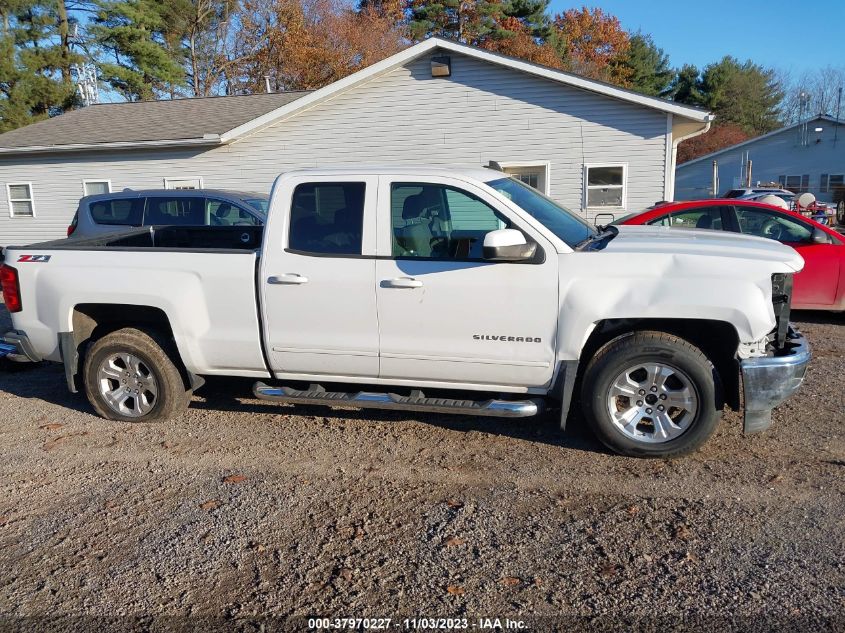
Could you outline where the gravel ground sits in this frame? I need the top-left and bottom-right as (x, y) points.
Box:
(0, 304), (843, 632)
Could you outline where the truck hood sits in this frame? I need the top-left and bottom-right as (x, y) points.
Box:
(603, 225), (805, 272)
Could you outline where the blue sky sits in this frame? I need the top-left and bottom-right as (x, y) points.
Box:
(547, 0), (845, 75)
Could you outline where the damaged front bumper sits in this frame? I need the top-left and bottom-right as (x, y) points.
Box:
(0, 330), (41, 363)
(740, 326), (810, 434)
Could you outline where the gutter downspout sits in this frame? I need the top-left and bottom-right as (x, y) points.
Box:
(669, 115), (714, 201)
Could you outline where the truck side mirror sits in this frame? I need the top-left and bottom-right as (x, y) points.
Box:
(811, 227), (832, 244)
(483, 229), (537, 262)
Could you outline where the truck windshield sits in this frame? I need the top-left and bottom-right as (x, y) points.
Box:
(485, 177), (596, 247)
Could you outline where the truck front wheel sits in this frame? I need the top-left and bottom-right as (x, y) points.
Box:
(581, 331), (720, 457)
(83, 327), (190, 422)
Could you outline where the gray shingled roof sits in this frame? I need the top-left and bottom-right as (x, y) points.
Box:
(0, 92), (311, 150)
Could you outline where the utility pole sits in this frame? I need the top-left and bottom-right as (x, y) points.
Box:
(69, 20), (100, 106)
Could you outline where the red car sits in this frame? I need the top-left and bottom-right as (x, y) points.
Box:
(617, 199), (845, 311)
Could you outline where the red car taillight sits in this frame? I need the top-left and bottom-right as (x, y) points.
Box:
(67, 212), (78, 237)
(0, 264), (22, 313)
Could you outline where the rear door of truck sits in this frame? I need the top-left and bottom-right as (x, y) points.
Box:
(259, 175), (380, 378)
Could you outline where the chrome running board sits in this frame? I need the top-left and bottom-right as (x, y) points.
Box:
(252, 382), (542, 418)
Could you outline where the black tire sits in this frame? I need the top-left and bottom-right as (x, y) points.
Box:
(581, 331), (720, 458)
(83, 327), (190, 422)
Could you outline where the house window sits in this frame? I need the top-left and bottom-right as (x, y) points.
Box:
(499, 163), (550, 195)
(821, 174), (844, 194)
(585, 164), (626, 208)
(6, 183), (35, 218)
(164, 177), (203, 190)
(83, 180), (111, 196)
(779, 174), (810, 194)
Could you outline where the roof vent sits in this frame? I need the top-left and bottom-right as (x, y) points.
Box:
(431, 56), (451, 78)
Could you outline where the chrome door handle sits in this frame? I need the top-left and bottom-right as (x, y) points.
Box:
(268, 273), (309, 285)
(383, 277), (423, 289)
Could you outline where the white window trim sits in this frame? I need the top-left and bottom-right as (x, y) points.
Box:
(82, 179), (112, 196)
(495, 161), (551, 195)
(6, 182), (35, 218)
(164, 177), (204, 190)
(583, 163), (628, 210)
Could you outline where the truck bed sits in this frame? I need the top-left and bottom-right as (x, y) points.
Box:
(16, 225), (264, 252)
(3, 226), (268, 377)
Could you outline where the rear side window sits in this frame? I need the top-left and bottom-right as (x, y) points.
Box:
(89, 198), (143, 226)
(288, 182), (365, 255)
(144, 197), (206, 226)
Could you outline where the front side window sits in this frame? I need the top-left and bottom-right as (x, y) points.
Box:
(391, 183), (508, 259)
(735, 206), (813, 243)
(288, 182), (365, 255)
(585, 165), (625, 208)
(144, 197), (206, 225)
(7, 183), (34, 217)
(650, 206), (726, 230)
(208, 200), (260, 226)
(90, 198), (143, 226)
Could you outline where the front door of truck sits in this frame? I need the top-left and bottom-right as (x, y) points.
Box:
(260, 176), (380, 378)
(374, 177), (559, 389)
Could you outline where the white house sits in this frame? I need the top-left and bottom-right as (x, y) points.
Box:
(0, 37), (713, 246)
(675, 115), (845, 203)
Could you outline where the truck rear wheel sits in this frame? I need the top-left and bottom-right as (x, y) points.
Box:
(83, 327), (190, 422)
(581, 331), (720, 457)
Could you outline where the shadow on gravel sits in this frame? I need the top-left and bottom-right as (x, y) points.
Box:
(0, 358), (605, 454)
(192, 376), (608, 455)
(792, 310), (845, 325)
(0, 362), (98, 415)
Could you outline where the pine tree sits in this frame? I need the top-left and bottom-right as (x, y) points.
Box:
(668, 64), (703, 105)
(91, 0), (188, 100)
(0, 0), (80, 133)
(698, 56), (783, 134)
(621, 33), (673, 97)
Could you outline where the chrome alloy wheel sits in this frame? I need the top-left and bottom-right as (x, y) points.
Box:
(606, 362), (698, 443)
(96, 353), (158, 418)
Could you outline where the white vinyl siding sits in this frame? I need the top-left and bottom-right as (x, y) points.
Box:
(0, 51), (669, 244)
(675, 116), (845, 203)
(6, 183), (35, 218)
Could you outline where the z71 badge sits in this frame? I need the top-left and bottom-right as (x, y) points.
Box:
(17, 255), (51, 263)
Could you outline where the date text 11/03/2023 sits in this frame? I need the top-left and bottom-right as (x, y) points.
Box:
(307, 617), (529, 630)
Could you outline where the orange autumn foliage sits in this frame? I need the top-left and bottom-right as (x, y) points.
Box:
(677, 123), (751, 163)
(553, 6), (631, 85)
(480, 16), (564, 69)
(235, 0), (406, 92)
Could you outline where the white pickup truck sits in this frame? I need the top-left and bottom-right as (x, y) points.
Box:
(0, 166), (811, 457)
